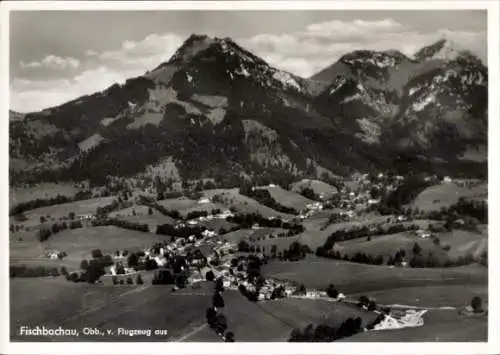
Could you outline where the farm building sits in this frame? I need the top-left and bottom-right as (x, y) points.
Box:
(415, 229), (432, 239)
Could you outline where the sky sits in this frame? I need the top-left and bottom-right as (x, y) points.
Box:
(10, 10), (487, 113)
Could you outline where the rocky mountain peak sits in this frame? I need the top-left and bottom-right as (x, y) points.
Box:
(413, 38), (477, 62)
(340, 49), (410, 68)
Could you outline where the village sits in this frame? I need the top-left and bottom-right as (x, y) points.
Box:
(49, 170), (458, 288)
(9, 168), (487, 343)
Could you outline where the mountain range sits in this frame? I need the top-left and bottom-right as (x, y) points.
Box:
(9, 35), (488, 187)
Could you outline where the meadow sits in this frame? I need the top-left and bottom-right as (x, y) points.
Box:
(10, 226), (168, 271)
(350, 284), (488, 308)
(10, 182), (82, 207)
(201, 188), (293, 219)
(11, 278), (212, 342)
(409, 182), (487, 212)
(10, 196), (116, 228)
(259, 185), (314, 210)
(262, 257), (488, 294)
(290, 179), (338, 199)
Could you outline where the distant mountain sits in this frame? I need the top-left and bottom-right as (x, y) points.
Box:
(9, 37), (487, 186)
(310, 39), (487, 161)
(413, 38), (477, 62)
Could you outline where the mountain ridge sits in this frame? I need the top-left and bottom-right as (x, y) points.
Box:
(10, 36), (488, 186)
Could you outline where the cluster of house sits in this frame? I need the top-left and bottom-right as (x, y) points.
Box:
(77, 214), (95, 221)
(186, 208), (235, 226)
(103, 225), (229, 281)
(299, 202), (324, 220)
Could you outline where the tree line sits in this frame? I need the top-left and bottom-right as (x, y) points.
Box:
(322, 223), (418, 250)
(227, 212), (304, 232)
(38, 219), (83, 242)
(10, 190), (92, 216)
(10, 265), (61, 278)
(92, 217), (149, 233)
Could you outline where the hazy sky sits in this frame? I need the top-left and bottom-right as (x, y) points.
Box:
(10, 10), (487, 112)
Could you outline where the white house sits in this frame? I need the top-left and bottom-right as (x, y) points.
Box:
(305, 289), (322, 298)
(416, 230), (431, 239)
(47, 251), (60, 260)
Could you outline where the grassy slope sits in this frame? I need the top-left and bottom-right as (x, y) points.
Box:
(10, 196), (116, 228)
(10, 183), (82, 207)
(258, 297), (378, 330)
(334, 227), (487, 261)
(296, 214), (393, 249)
(201, 189), (293, 219)
(290, 179), (338, 199)
(262, 257), (487, 293)
(11, 278), (212, 341)
(409, 182), (487, 212)
(11, 226), (167, 271)
(259, 185), (314, 210)
(110, 206), (177, 230)
(350, 284), (488, 308)
(185, 291), (378, 342)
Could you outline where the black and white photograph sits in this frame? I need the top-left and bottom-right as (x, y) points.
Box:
(2, 0), (498, 352)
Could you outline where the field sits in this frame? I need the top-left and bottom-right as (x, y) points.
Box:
(221, 227), (298, 253)
(10, 196), (116, 228)
(10, 182), (82, 207)
(10, 278), (212, 342)
(157, 197), (199, 212)
(258, 185), (314, 210)
(201, 188), (292, 219)
(258, 297), (378, 330)
(409, 181), (487, 212)
(350, 284), (488, 308)
(10, 226), (168, 271)
(290, 179), (338, 199)
(341, 309), (487, 342)
(184, 290), (377, 342)
(262, 257), (487, 294)
(333, 227), (487, 262)
(252, 235), (301, 253)
(110, 207), (177, 231)
(297, 214), (393, 249)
